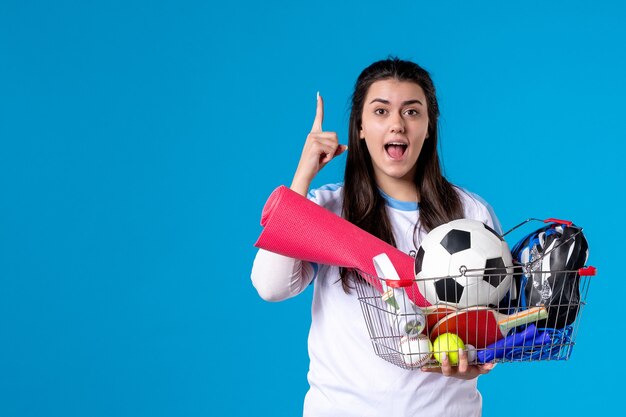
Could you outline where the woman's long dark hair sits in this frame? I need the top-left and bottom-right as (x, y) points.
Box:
(340, 57), (464, 291)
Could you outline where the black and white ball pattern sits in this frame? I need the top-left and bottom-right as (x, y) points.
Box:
(414, 219), (514, 308)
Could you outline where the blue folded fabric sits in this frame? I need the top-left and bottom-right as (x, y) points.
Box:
(477, 324), (553, 363)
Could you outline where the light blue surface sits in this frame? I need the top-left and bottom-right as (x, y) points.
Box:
(1, 1), (623, 416)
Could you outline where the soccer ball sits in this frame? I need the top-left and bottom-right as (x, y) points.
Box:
(414, 219), (514, 308)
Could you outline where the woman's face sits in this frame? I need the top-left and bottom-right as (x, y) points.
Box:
(359, 79), (429, 191)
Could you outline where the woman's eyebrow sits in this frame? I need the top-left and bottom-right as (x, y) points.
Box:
(369, 98), (424, 106)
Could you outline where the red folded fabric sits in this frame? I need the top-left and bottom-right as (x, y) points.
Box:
(254, 185), (430, 307)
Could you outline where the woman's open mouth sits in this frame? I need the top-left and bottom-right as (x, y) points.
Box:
(384, 143), (408, 160)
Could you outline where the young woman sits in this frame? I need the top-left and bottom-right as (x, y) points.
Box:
(251, 58), (499, 416)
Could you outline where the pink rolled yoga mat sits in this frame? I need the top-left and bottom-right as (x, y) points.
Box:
(254, 185), (430, 307)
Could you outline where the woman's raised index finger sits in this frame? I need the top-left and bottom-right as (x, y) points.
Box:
(311, 91), (324, 132)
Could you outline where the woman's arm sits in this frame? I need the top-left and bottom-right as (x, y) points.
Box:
(291, 93), (346, 196)
(251, 93), (344, 301)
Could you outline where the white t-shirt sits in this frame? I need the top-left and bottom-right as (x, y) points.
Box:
(251, 183), (503, 417)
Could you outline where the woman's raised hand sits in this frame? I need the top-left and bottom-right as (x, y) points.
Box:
(290, 93), (348, 196)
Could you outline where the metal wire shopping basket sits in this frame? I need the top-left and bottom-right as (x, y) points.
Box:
(354, 218), (597, 370)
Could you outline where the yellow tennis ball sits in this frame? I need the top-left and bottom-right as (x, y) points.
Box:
(433, 333), (465, 365)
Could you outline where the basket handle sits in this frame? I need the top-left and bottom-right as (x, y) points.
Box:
(503, 217), (576, 237)
(579, 266), (597, 276)
(544, 218), (573, 227)
(385, 279), (415, 288)
(373, 253), (416, 289)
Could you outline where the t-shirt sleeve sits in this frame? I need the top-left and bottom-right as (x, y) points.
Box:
(250, 248), (315, 302)
(459, 188), (504, 235)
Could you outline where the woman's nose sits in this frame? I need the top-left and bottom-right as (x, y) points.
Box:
(389, 114), (405, 133)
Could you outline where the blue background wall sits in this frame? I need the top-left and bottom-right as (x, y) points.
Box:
(1, 1), (623, 415)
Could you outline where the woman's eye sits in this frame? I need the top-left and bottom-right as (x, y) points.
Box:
(405, 109), (419, 116)
(375, 108), (387, 115)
